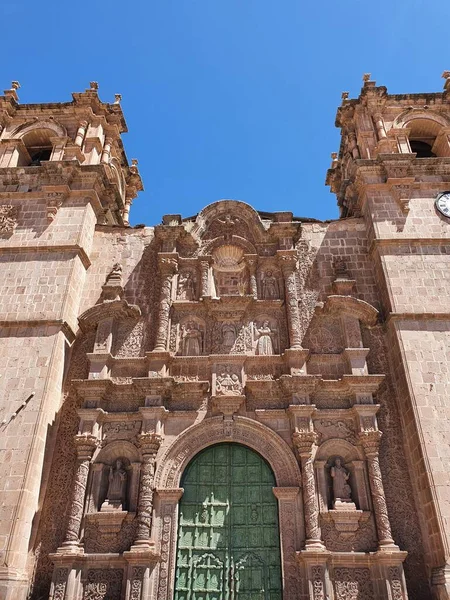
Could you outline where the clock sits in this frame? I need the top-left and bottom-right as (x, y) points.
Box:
(435, 192), (450, 217)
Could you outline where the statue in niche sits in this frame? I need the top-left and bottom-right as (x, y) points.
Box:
(181, 321), (202, 356)
(177, 271), (196, 301)
(222, 323), (236, 349)
(104, 459), (128, 510)
(255, 320), (275, 355)
(331, 458), (352, 503)
(261, 270), (279, 299)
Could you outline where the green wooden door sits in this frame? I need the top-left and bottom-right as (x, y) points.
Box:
(174, 443), (282, 600)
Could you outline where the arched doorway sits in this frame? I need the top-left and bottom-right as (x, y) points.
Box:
(174, 443), (282, 600)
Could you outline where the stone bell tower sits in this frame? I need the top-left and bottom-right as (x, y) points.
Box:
(0, 81), (142, 599)
(327, 72), (450, 599)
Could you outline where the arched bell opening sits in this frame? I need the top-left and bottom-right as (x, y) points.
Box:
(173, 443), (283, 600)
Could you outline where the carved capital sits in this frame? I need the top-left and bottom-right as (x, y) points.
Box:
(73, 433), (99, 459)
(359, 430), (382, 456)
(158, 255), (178, 274)
(293, 431), (318, 457)
(137, 432), (163, 456)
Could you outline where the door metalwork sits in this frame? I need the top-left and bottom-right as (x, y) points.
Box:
(174, 443), (282, 600)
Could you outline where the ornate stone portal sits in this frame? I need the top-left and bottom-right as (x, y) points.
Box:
(8, 78), (447, 600)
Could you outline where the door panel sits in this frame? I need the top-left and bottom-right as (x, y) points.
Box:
(174, 444), (282, 600)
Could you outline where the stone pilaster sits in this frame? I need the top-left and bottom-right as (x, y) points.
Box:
(359, 430), (396, 548)
(199, 257), (211, 297)
(293, 432), (324, 549)
(278, 251), (302, 349)
(154, 255), (178, 352)
(60, 434), (98, 552)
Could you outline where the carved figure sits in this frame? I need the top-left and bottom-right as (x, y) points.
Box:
(106, 459), (128, 507)
(106, 262), (122, 283)
(177, 272), (196, 300)
(216, 367), (242, 396)
(261, 270), (279, 299)
(255, 320), (274, 355)
(222, 323), (236, 348)
(181, 321), (202, 356)
(331, 458), (352, 502)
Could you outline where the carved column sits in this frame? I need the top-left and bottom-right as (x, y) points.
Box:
(373, 113), (387, 140)
(123, 196), (133, 226)
(62, 434), (98, 550)
(154, 255), (178, 352)
(133, 433), (162, 547)
(199, 258), (211, 297)
(101, 136), (113, 164)
(293, 432), (323, 549)
(74, 120), (88, 147)
(359, 431), (395, 547)
(278, 251), (302, 349)
(245, 254), (258, 298)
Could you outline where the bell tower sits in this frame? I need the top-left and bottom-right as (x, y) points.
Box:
(0, 81), (142, 600)
(327, 73), (450, 599)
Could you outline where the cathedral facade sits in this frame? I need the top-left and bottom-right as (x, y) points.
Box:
(0, 74), (449, 600)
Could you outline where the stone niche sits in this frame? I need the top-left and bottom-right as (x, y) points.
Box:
(315, 438), (373, 545)
(84, 440), (141, 543)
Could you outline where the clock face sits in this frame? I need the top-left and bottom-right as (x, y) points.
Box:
(436, 192), (450, 217)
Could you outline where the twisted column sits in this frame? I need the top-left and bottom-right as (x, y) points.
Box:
(154, 256), (177, 351)
(279, 252), (302, 349)
(293, 432), (323, 548)
(134, 433), (162, 546)
(360, 431), (395, 547)
(199, 259), (211, 297)
(62, 434), (97, 549)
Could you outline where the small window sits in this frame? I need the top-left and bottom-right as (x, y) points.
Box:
(410, 139), (436, 158)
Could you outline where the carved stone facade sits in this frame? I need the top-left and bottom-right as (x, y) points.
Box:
(1, 76), (450, 600)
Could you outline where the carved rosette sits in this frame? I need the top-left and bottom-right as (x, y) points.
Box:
(64, 434), (98, 546)
(278, 252), (302, 349)
(293, 432), (322, 546)
(134, 433), (163, 544)
(359, 431), (394, 546)
(154, 256), (178, 351)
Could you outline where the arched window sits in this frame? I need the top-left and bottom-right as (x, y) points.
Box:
(21, 129), (54, 166)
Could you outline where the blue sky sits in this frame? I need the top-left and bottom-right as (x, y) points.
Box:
(2, 0), (450, 225)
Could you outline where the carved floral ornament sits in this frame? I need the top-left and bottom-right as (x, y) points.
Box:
(0, 204), (18, 234)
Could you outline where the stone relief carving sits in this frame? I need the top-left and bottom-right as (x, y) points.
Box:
(83, 569), (123, 600)
(177, 271), (196, 300)
(130, 567), (145, 600)
(261, 270), (279, 299)
(312, 566), (325, 600)
(53, 568), (68, 600)
(333, 567), (374, 600)
(102, 421), (140, 442)
(0, 204), (18, 234)
(222, 322), (236, 349)
(314, 419), (357, 444)
(114, 319), (144, 357)
(216, 366), (242, 396)
(180, 321), (203, 356)
(254, 320), (276, 355)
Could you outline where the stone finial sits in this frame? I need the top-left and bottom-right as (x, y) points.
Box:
(11, 81), (20, 91)
(130, 158), (139, 175)
(4, 81), (20, 101)
(101, 263), (123, 301)
(442, 71), (450, 91)
(362, 73), (371, 82)
(341, 91), (349, 101)
(114, 93), (122, 104)
(331, 152), (338, 168)
(132, 158), (138, 167)
(90, 81), (99, 91)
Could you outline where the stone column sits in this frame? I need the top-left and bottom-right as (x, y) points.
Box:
(74, 120), (88, 147)
(348, 130), (360, 159)
(359, 431), (395, 548)
(278, 252), (302, 349)
(373, 113), (387, 140)
(123, 196), (133, 226)
(293, 432), (323, 549)
(100, 136), (113, 164)
(154, 255), (178, 352)
(199, 258), (211, 297)
(61, 434), (98, 551)
(133, 433), (162, 547)
(245, 254), (258, 298)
